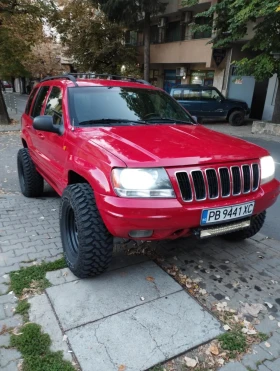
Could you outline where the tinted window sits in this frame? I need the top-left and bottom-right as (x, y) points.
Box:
(201, 89), (221, 100)
(25, 87), (38, 115)
(45, 87), (63, 125)
(68, 87), (193, 126)
(182, 89), (201, 101)
(31, 86), (49, 118)
(172, 89), (182, 99)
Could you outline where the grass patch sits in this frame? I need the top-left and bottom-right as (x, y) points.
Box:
(218, 330), (247, 358)
(257, 332), (269, 342)
(10, 258), (67, 296)
(149, 366), (165, 371)
(15, 300), (30, 322)
(10, 323), (75, 371)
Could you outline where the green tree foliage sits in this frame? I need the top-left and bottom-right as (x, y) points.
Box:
(53, 0), (138, 75)
(183, 0), (280, 80)
(0, 1), (56, 124)
(94, 0), (167, 81)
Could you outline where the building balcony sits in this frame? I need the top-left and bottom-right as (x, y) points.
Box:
(138, 37), (213, 67)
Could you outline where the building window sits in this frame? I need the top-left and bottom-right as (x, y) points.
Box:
(193, 17), (212, 39)
(166, 21), (181, 42)
(191, 71), (214, 86)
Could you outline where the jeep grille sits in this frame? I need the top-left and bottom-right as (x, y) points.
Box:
(176, 163), (260, 201)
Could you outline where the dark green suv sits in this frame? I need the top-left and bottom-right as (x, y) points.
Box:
(170, 84), (250, 126)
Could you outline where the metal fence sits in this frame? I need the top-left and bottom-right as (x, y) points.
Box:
(2, 92), (17, 114)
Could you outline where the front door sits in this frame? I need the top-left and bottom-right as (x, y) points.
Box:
(38, 86), (67, 191)
(200, 88), (227, 119)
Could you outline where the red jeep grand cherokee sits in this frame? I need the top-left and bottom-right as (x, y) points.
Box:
(18, 74), (280, 278)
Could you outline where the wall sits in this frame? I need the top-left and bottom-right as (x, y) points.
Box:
(262, 74), (278, 121)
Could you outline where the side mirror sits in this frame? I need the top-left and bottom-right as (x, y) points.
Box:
(192, 116), (198, 123)
(33, 115), (63, 135)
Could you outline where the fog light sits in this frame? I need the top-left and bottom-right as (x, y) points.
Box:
(129, 230), (153, 238)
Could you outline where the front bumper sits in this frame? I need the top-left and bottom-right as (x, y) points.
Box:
(96, 179), (280, 240)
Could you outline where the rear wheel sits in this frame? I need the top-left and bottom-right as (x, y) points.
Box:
(17, 148), (44, 197)
(228, 110), (245, 126)
(60, 183), (113, 278)
(222, 211), (266, 242)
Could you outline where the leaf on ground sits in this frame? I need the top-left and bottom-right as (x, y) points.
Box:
(118, 365), (126, 371)
(184, 356), (198, 367)
(146, 276), (155, 282)
(265, 342), (271, 348)
(209, 344), (219, 355)
(223, 325), (231, 331)
(269, 315), (275, 321)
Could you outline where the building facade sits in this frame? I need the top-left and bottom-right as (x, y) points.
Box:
(128, 0), (274, 120)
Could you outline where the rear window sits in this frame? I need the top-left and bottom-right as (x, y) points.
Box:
(172, 89), (182, 99)
(182, 89), (201, 101)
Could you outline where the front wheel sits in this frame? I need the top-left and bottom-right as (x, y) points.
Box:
(60, 183), (113, 278)
(228, 110), (245, 126)
(222, 211), (266, 242)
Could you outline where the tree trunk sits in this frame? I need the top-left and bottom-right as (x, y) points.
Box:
(11, 77), (16, 93)
(0, 82), (10, 125)
(143, 12), (151, 82)
(272, 80), (280, 123)
(21, 77), (27, 94)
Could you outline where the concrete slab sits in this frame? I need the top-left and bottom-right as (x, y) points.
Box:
(46, 254), (149, 286)
(28, 294), (72, 362)
(67, 291), (222, 371)
(47, 261), (182, 331)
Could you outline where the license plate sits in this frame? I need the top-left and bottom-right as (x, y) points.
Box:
(201, 202), (255, 225)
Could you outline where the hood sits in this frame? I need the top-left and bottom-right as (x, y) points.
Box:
(225, 98), (248, 106)
(79, 125), (268, 167)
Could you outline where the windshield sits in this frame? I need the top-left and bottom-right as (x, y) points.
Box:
(68, 87), (194, 126)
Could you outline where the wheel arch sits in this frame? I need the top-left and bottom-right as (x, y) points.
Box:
(227, 107), (245, 120)
(22, 138), (28, 148)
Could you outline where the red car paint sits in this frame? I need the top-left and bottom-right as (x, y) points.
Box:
(21, 79), (280, 240)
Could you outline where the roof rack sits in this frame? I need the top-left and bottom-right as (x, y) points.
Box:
(40, 73), (151, 86)
(40, 75), (79, 87)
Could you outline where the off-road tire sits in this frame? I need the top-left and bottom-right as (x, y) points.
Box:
(222, 211), (266, 242)
(228, 110), (245, 126)
(60, 183), (113, 278)
(17, 148), (44, 197)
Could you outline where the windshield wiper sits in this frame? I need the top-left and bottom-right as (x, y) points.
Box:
(78, 119), (148, 126)
(145, 118), (193, 125)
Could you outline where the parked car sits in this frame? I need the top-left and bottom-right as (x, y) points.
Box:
(1, 81), (12, 90)
(18, 74), (280, 278)
(170, 84), (250, 126)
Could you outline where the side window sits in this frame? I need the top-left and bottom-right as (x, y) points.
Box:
(31, 86), (50, 118)
(182, 89), (201, 101)
(172, 89), (182, 100)
(25, 87), (38, 115)
(44, 87), (63, 125)
(201, 89), (220, 100)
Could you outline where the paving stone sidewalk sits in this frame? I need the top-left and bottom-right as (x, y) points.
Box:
(1, 194), (280, 370)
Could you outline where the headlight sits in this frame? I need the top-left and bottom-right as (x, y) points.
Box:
(111, 168), (175, 198)
(260, 156), (275, 185)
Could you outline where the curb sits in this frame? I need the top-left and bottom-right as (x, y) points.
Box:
(252, 121), (280, 136)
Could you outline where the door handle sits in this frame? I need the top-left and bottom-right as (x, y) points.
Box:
(38, 133), (45, 140)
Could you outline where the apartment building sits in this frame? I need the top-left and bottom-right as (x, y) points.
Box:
(127, 0), (272, 120)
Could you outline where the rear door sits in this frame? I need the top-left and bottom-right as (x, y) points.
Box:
(180, 88), (202, 117)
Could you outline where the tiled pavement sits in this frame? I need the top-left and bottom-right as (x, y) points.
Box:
(1, 194), (280, 370)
